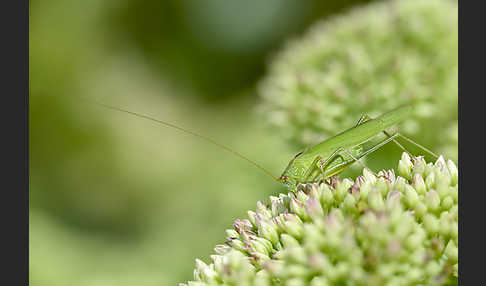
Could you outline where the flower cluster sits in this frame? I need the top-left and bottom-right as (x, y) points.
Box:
(180, 153), (458, 285)
(257, 0), (458, 162)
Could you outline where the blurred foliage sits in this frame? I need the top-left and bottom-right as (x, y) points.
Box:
(105, 0), (373, 101)
(30, 0), (457, 285)
(258, 0), (458, 174)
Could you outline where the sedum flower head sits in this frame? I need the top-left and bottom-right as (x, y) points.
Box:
(257, 0), (458, 162)
(180, 153), (458, 285)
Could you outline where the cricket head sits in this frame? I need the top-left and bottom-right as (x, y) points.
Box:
(277, 174), (296, 190)
(277, 150), (307, 190)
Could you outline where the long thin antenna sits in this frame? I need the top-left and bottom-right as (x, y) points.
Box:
(84, 98), (279, 181)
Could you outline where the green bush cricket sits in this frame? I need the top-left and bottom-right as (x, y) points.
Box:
(92, 101), (437, 191)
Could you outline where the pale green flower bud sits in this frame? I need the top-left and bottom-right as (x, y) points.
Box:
(359, 180), (372, 201)
(262, 260), (285, 276)
(368, 189), (385, 211)
(405, 267), (423, 283)
(412, 156), (426, 177)
(425, 260), (442, 278)
(425, 171), (436, 190)
(210, 254), (224, 274)
(439, 211), (453, 237)
(450, 186), (458, 203)
(308, 253), (331, 272)
(282, 214), (304, 239)
(194, 259), (218, 283)
(320, 184), (334, 209)
(375, 177), (391, 197)
(310, 188), (323, 205)
(248, 237), (271, 257)
(404, 185), (419, 209)
(441, 196), (454, 211)
(247, 211), (257, 227)
(335, 178), (353, 201)
(280, 233), (299, 249)
(254, 270), (270, 286)
(295, 189), (308, 202)
(256, 201), (272, 218)
(424, 163), (435, 182)
(256, 217), (279, 246)
(228, 239), (246, 253)
(423, 214), (440, 235)
(362, 167), (377, 185)
(405, 230), (426, 251)
(444, 240), (458, 263)
(214, 245), (231, 255)
(225, 229), (239, 239)
(447, 159), (458, 186)
(386, 190), (402, 210)
(414, 202), (427, 220)
(286, 246), (307, 264)
(425, 190), (441, 213)
(391, 177), (408, 194)
(343, 193), (357, 213)
(398, 152), (413, 180)
(451, 221), (458, 242)
(412, 173), (427, 195)
(270, 196), (286, 217)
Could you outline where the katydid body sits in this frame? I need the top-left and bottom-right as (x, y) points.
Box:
(90, 99), (437, 191)
(277, 105), (437, 189)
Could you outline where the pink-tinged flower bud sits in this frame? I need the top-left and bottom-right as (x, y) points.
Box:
(256, 201), (272, 218)
(290, 197), (308, 221)
(306, 197), (324, 219)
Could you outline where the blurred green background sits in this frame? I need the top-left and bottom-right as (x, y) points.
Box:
(29, 0), (457, 285)
(29, 1), (370, 285)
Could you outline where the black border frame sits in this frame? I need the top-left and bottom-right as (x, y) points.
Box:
(2, 0), (29, 284)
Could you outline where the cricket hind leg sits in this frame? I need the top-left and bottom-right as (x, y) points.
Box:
(395, 132), (439, 160)
(356, 113), (414, 157)
(357, 113), (438, 159)
(342, 133), (403, 178)
(355, 114), (373, 126)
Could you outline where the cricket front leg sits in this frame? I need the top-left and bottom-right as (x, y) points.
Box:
(302, 149), (347, 183)
(302, 147), (365, 182)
